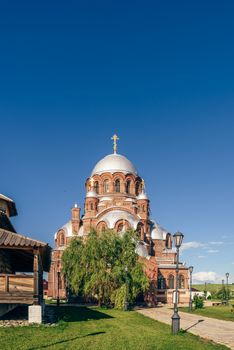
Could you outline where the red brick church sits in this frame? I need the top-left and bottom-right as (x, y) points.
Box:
(48, 136), (190, 304)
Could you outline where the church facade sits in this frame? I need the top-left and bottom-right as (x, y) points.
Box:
(48, 136), (190, 304)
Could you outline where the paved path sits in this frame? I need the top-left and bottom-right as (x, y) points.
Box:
(137, 307), (234, 349)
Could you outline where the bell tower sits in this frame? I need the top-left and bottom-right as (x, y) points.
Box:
(71, 203), (81, 235)
(83, 177), (99, 234)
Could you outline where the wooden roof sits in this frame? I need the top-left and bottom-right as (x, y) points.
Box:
(0, 229), (48, 248)
(0, 229), (51, 272)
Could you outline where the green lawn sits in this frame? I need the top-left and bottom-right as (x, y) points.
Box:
(180, 305), (234, 322)
(0, 306), (228, 350)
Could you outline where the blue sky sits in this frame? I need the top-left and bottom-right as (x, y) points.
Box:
(0, 1), (234, 283)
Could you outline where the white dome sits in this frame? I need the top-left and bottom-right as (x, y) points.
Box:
(97, 210), (140, 229)
(137, 192), (149, 200)
(86, 190), (98, 198)
(91, 153), (137, 176)
(151, 222), (168, 240)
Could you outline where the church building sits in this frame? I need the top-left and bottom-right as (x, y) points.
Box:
(48, 136), (190, 304)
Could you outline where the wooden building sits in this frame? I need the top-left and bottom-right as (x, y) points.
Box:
(0, 194), (51, 317)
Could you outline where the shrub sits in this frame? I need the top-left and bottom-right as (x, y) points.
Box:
(111, 285), (127, 310)
(193, 295), (204, 309)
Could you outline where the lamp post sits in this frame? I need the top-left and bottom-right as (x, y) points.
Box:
(57, 271), (60, 307)
(222, 279), (225, 302)
(226, 272), (229, 304)
(171, 231), (184, 334)
(124, 266), (129, 311)
(188, 266), (193, 311)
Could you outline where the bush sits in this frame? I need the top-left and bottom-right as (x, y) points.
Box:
(111, 285), (127, 310)
(207, 295), (212, 300)
(193, 295), (204, 309)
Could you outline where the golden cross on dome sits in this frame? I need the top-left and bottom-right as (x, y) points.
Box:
(111, 134), (119, 154)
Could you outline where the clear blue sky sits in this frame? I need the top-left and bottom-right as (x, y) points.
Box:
(1, 1), (234, 283)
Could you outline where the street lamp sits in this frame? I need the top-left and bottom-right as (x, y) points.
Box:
(226, 272), (229, 304)
(188, 266), (193, 311)
(171, 231), (184, 334)
(222, 279), (225, 302)
(124, 266), (129, 311)
(57, 271), (60, 307)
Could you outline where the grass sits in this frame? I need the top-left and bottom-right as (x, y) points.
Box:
(180, 305), (234, 322)
(0, 306), (228, 350)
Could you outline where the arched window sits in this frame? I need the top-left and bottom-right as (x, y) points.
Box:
(137, 222), (144, 237)
(97, 221), (106, 232)
(166, 234), (172, 249)
(103, 180), (109, 193)
(135, 182), (140, 196)
(179, 275), (185, 289)
(168, 274), (174, 289)
(90, 203), (93, 210)
(60, 233), (65, 246)
(158, 276), (165, 289)
(117, 223), (124, 232)
(126, 180), (131, 194)
(142, 205), (145, 212)
(94, 181), (99, 194)
(115, 179), (120, 193)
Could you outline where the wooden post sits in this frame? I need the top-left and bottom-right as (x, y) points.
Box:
(5, 275), (9, 293)
(33, 249), (39, 305)
(38, 255), (43, 305)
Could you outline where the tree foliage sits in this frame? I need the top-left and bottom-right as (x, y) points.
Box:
(62, 229), (149, 308)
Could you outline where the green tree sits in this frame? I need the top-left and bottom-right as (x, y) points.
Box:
(216, 285), (226, 301)
(62, 229), (149, 308)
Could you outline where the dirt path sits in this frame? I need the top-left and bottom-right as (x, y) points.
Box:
(137, 307), (234, 349)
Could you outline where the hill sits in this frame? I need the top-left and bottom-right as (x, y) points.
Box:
(193, 284), (234, 294)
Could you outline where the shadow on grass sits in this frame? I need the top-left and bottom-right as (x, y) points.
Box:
(57, 306), (114, 322)
(28, 331), (106, 350)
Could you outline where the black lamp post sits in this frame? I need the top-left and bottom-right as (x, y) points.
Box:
(124, 266), (129, 311)
(188, 266), (193, 311)
(226, 272), (229, 304)
(171, 231), (184, 334)
(57, 271), (60, 307)
(222, 279), (225, 302)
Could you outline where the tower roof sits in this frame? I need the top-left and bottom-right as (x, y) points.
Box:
(91, 153), (138, 176)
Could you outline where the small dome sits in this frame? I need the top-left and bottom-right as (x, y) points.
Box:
(54, 220), (72, 239)
(86, 190), (98, 198)
(91, 153), (137, 176)
(151, 222), (168, 240)
(137, 192), (149, 200)
(136, 242), (150, 259)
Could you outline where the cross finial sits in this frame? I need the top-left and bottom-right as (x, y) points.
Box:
(111, 134), (119, 154)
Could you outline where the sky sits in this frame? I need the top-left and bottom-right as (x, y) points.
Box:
(0, 1), (234, 284)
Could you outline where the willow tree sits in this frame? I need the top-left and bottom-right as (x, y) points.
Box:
(62, 229), (148, 308)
